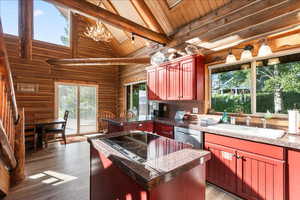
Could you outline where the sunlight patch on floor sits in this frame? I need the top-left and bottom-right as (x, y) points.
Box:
(28, 170), (78, 186)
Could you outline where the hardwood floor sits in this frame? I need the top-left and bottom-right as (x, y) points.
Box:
(4, 142), (242, 200)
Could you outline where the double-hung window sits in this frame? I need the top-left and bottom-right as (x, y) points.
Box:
(210, 52), (300, 115)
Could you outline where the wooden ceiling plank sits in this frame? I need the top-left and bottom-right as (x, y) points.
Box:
(47, 57), (150, 66)
(196, 0), (300, 43)
(170, 0), (295, 46)
(130, 0), (165, 34)
(46, 0), (169, 44)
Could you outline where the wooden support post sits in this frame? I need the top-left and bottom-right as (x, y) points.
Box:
(0, 162), (9, 197)
(70, 12), (79, 58)
(19, 0), (33, 60)
(11, 108), (25, 185)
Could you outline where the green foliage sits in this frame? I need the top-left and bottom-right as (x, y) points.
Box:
(212, 93), (251, 114)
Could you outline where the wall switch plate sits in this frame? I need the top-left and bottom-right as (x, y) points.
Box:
(192, 107), (198, 114)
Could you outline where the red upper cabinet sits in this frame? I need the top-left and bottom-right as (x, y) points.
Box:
(180, 58), (196, 100)
(167, 62), (180, 100)
(156, 65), (167, 100)
(147, 54), (205, 101)
(147, 67), (157, 100)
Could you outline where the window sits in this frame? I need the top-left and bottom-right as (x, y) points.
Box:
(210, 52), (300, 115)
(256, 54), (300, 114)
(34, 0), (70, 46)
(126, 82), (148, 117)
(211, 63), (251, 114)
(0, 0), (18, 36)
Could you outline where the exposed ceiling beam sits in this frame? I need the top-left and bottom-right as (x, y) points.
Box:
(46, 0), (170, 44)
(130, 0), (165, 34)
(47, 57), (150, 66)
(170, 0), (300, 48)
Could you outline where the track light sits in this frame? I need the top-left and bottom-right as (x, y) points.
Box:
(131, 33), (135, 44)
(225, 49), (237, 64)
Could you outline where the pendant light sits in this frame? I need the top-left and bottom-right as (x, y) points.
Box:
(258, 39), (272, 57)
(240, 45), (253, 60)
(225, 49), (237, 64)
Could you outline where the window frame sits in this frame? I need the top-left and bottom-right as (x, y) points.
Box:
(124, 80), (148, 116)
(208, 47), (300, 118)
(33, 0), (71, 47)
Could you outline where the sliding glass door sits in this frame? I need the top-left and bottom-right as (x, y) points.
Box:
(56, 83), (98, 135)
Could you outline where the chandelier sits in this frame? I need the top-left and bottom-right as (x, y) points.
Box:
(84, 20), (112, 42)
(84, 0), (112, 42)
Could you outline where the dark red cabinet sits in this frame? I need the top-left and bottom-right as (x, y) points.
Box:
(147, 67), (157, 100)
(154, 122), (174, 139)
(156, 65), (167, 100)
(205, 133), (285, 200)
(166, 62), (180, 100)
(147, 55), (204, 101)
(287, 149), (300, 200)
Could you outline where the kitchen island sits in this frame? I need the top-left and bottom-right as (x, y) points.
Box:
(88, 131), (211, 200)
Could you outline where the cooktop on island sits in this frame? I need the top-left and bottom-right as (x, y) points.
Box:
(102, 132), (191, 164)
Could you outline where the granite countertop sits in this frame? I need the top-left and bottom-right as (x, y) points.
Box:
(103, 117), (300, 150)
(88, 131), (211, 190)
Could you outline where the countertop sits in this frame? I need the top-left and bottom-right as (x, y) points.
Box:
(102, 117), (300, 150)
(88, 131), (211, 190)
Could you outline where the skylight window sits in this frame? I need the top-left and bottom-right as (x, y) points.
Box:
(33, 0), (70, 46)
(0, 0), (19, 36)
(165, 0), (183, 9)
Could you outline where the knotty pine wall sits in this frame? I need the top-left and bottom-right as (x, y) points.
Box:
(4, 14), (119, 122)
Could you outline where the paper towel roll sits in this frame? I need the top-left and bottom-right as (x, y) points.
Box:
(288, 110), (300, 134)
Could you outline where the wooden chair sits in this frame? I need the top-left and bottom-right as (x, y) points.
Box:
(44, 110), (69, 147)
(119, 110), (136, 119)
(98, 111), (116, 133)
(24, 112), (37, 151)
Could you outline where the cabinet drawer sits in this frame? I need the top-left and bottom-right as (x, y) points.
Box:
(154, 122), (174, 139)
(205, 133), (284, 160)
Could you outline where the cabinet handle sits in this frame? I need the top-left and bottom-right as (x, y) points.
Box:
(234, 155), (242, 159)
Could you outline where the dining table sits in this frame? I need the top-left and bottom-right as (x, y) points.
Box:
(25, 118), (66, 148)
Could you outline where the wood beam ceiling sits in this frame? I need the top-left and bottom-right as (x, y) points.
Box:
(47, 0), (170, 45)
(130, 0), (164, 34)
(47, 57), (150, 66)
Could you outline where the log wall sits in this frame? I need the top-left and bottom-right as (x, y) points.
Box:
(4, 14), (119, 122)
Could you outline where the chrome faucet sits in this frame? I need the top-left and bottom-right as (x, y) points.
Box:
(261, 118), (267, 128)
(246, 116), (251, 126)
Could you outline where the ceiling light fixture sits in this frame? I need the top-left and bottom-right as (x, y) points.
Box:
(240, 45), (254, 60)
(258, 39), (273, 57)
(225, 49), (237, 64)
(84, 0), (112, 42)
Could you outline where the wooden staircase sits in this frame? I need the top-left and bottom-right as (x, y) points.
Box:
(0, 19), (25, 197)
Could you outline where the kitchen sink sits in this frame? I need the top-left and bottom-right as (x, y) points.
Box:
(207, 124), (285, 139)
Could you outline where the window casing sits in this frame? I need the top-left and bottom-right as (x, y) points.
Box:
(125, 81), (148, 117)
(209, 51), (300, 116)
(33, 0), (70, 46)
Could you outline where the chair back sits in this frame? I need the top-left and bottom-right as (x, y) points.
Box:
(62, 110), (69, 130)
(98, 111), (115, 133)
(120, 110), (136, 119)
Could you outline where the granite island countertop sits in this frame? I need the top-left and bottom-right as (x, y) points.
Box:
(88, 131), (211, 190)
(102, 117), (300, 150)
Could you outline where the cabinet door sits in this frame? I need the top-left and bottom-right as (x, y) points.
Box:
(167, 62), (180, 100)
(288, 149), (300, 200)
(204, 142), (237, 194)
(156, 65), (167, 100)
(147, 68), (157, 100)
(236, 150), (285, 200)
(180, 58), (196, 100)
(154, 122), (174, 139)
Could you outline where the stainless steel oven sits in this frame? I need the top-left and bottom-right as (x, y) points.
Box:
(174, 127), (203, 149)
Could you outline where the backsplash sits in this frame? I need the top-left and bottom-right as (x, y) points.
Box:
(151, 100), (205, 119)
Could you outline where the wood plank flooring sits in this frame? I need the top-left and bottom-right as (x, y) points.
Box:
(4, 142), (242, 200)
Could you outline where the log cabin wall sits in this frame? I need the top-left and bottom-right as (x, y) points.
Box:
(4, 14), (119, 122)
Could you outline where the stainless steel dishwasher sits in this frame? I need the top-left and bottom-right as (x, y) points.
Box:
(174, 127), (203, 149)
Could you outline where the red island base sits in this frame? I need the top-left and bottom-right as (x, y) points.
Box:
(90, 147), (207, 200)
